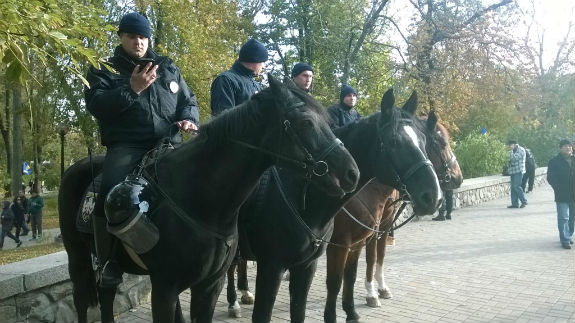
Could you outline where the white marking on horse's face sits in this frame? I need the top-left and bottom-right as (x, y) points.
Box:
(403, 124), (442, 202)
(403, 125), (424, 153)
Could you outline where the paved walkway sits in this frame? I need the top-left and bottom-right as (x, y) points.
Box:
(116, 183), (574, 323)
(0, 227), (61, 250)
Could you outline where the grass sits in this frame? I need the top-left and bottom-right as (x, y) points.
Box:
(0, 191), (64, 265)
(0, 242), (65, 265)
(42, 191), (60, 229)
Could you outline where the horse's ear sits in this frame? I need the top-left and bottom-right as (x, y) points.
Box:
(427, 110), (438, 132)
(380, 88), (395, 113)
(402, 91), (418, 115)
(268, 73), (282, 93)
(283, 76), (297, 88)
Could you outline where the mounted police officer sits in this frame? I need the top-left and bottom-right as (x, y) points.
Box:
(210, 38), (268, 116)
(85, 12), (199, 288)
(327, 85), (361, 128)
(291, 62), (314, 93)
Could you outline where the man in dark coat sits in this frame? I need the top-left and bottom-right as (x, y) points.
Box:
(291, 62), (314, 92)
(85, 12), (200, 287)
(210, 39), (268, 116)
(327, 85), (361, 128)
(11, 190), (29, 239)
(1, 200), (22, 249)
(547, 139), (575, 249)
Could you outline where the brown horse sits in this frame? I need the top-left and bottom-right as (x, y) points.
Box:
(324, 111), (463, 323)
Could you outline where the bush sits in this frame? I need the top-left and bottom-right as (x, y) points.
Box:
(454, 129), (508, 178)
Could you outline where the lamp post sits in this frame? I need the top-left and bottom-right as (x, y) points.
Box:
(57, 124), (69, 182)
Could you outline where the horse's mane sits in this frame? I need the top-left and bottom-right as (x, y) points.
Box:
(199, 83), (329, 146)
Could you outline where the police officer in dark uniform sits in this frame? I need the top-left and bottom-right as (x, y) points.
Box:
(291, 62), (314, 93)
(327, 85), (361, 128)
(85, 12), (199, 287)
(210, 38), (268, 116)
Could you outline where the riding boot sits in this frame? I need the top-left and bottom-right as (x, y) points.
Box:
(94, 216), (123, 288)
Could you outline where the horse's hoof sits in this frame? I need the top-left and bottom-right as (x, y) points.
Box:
(366, 296), (381, 308)
(228, 301), (241, 318)
(346, 318), (361, 323)
(241, 293), (255, 305)
(378, 288), (393, 299)
(228, 307), (241, 318)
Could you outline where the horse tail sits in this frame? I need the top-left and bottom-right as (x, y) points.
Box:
(59, 154), (106, 310)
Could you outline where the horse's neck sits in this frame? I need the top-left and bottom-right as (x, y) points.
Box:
(157, 109), (275, 234)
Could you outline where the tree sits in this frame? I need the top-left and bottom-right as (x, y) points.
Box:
(0, 0), (110, 196)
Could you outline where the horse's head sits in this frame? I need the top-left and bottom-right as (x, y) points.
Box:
(264, 74), (359, 197)
(421, 111), (463, 189)
(374, 89), (441, 215)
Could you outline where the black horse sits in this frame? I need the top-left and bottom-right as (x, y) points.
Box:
(58, 75), (360, 323)
(226, 89), (442, 323)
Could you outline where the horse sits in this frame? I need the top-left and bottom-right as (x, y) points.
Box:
(225, 88), (442, 323)
(58, 75), (360, 323)
(324, 111), (463, 323)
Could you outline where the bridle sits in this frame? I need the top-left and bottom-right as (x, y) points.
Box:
(428, 132), (458, 185)
(230, 101), (343, 179)
(377, 119), (434, 202)
(274, 113), (434, 249)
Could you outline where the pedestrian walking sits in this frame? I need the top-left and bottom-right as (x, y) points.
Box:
(1, 200), (22, 249)
(547, 139), (575, 249)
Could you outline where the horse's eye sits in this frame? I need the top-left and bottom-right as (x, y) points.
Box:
(302, 119), (314, 128)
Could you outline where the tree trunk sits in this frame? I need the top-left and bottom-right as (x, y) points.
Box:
(1, 89), (11, 174)
(10, 85), (23, 197)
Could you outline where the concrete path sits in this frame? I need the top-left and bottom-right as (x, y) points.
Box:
(115, 183), (574, 323)
(0, 227), (61, 251)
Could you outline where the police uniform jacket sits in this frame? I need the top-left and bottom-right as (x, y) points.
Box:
(327, 103), (361, 128)
(210, 61), (262, 116)
(85, 46), (199, 147)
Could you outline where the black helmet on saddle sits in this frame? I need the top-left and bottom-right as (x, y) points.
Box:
(105, 174), (159, 254)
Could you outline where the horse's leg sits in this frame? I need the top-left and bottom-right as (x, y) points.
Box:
(364, 237), (381, 308)
(68, 258), (99, 323)
(289, 259), (318, 323)
(252, 261), (285, 323)
(376, 233), (392, 299)
(175, 299), (184, 323)
(97, 286), (117, 323)
(226, 262), (241, 318)
(150, 280), (179, 323)
(189, 278), (225, 323)
(238, 259), (255, 304)
(342, 249), (361, 323)
(324, 245), (348, 323)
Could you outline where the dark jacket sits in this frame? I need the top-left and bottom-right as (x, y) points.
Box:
(547, 153), (575, 203)
(85, 46), (199, 147)
(11, 196), (27, 222)
(1, 202), (14, 227)
(210, 61), (262, 116)
(327, 103), (361, 128)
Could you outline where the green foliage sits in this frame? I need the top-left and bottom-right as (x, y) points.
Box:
(0, 0), (113, 85)
(454, 129), (509, 178)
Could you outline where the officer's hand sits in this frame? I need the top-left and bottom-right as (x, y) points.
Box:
(176, 120), (198, 133)
(130, 63), (158, 95)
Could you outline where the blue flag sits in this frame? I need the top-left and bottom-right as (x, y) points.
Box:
(22, 162), (32, 175)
